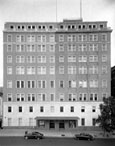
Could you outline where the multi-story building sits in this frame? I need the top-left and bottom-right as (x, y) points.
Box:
(3, 19), (112, 130)
(111, 66), (115, 97)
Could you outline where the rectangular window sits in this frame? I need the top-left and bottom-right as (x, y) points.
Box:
(60, 106), (64, 112)
(81, 106), (85, 112)
(59, 80), (64, 88)
(7, 56), (12, 63)
(16, 80), (25, 88)
(29, 106), (33, 112)
(49, 45), (55, 52)
(8, 106), (12, 112)
(7, 80), (12, 88)
(92, 118), (96, 126)
(40, 106), (44, 112)
(70, 106), (74, 112)
(49, 66), (55, 74)
(59, 66), (64, 74)
(81, 118), (85, 126)
(7, 66), (12, 75)
(50, 80), (55, 88)
(7, 34), (12, 42)
(37, 56), (46, 63)
(59, 35), (64, 42)
(78, 55), (87, 62)
(7, 93), (12, 101)
(16, 66), (25, 75)
(37, 66), (46, 75)
(59, 44), (64, 52)
(7, 44), (12, 52)
(68, 66), (76, 74)
(102, 55), (107, 62)
(19, 106), (22, 112)
(59, 93), (64, 101)
(50, 94), (55, 101)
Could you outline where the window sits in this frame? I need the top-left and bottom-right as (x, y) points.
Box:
(81, 106), (85, 112)
(27, 80), (36, 88)
(27, 66), (36, 75)
(68, 80), (76, 88)
(102, 55), (107, 62)
(102, 93), (107, 99)
(7, 56), (12, 63)
(16, 35), (25, 42)
(89, 80), (98, 88)
(102, 44), (107, 51)
(89, 55), (98, 62)
(101, 34), (107, 41)
(59, 35), (64, 42)
(27, 45), (36, 52)
(40, 106), (44, 112)
(7, 44), (12, 52)
(19, 106), (22, 112)
(16, 66), (25, 75)
(16, 94), (25, 101)
(59, 44), (64, 52)
(102, 80), (107, 88)
(81, 118), (85, 126)
(70, 106), (74, 112)
(37, 80), (46, 88)
(78, 55), (87, 62)
(68, 56), (76, 62)
(27, 35), (35, 42)
(37, 35), (46, 42)
(37, 66), (46, 74)
(89, 44), (98, 51)
(59, 66), (64, 74)
(59, 80), (64, 88)
(49, 35), (55, 42)
(92, 106), (96, 112)
(37, 56), (46, 63)
(59, 93), (64, 101)
(16, 80), (25, 88)
(89, 34), (98, 41)
(90, 93), (98, 101)
(68, 44), (76, 52)
(92, 118), (96, 126)
(78, 35), (87, 41)
(49, 66), (55, 74)
(7, 66), (12, 74)
(50, 94), (55, 101)
(79, 80), (87, 88)
(27, 93), (36, 101)
(78, 44), (87, 51)
(37, 45), (46, 52)
(67, 35), (76, 42)
(7, 80), (12, 88)
(68, 66), (76, 74)
(29, 106), (33, 112)
(60, 106), (64, 112)
(16, 56), (25, 63)
(50, 80), (55, 88)
(79, 66), (87, 74)
(49, 56), (55, 63)
(69, 121), (76, 128)
(7, 34), (12, 42)
(7, 93), (12, 101)
(68, 93), (76, 101)
(59, 56), (64, 62)
(49, 45), (55, 52)
(8, 106), (12, 112)
(27, 56), (36, 63)
(50, 106), (55, 112)
(89, 66), (98, 74)
(79, 93), (87, 101)
(41, 94), (46, 101)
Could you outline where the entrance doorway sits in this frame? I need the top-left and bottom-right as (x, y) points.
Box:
(59, 120), (65, 129)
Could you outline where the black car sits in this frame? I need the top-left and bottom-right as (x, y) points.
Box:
(24, 131), (44, 140)
(74, 133), (94, 141)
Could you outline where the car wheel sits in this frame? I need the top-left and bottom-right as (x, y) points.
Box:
(37, 137), (40, 140)
(25, 136), (28, 140)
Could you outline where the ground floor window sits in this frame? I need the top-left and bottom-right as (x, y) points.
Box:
(29, 118), (33, 126)
(38, 120), (45, 127)
(92, 118), (96, 126)
(49, 120), (55, 129)
(59, 120), (65, 129)
(69, 120), (76, 128)
(81, 118), (85, 126)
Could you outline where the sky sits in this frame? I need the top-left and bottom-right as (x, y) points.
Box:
(0, 0), (115, 86)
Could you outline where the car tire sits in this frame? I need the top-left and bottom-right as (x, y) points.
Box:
(37, 137), (40, 140)
(25, 136), (28, 140)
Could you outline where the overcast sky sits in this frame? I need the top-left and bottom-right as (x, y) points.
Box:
(0, 0), (115, 86)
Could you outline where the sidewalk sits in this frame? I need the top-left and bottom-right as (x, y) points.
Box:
(0, 128), (115, 138)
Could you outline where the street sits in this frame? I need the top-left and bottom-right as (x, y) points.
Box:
(0, 137), (115, 146)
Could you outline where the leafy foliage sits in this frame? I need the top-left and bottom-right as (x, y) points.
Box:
(96, 96), (115, 133)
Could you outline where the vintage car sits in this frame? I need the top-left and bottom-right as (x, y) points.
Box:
(74, 133), (94, 141)
(24, 131), (44, 140)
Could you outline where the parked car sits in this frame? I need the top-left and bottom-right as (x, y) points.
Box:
(24, 131), (44, 140)
(74, 133), (94, 141)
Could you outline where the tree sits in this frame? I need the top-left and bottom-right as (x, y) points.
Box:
(96, 96), (115, 134)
